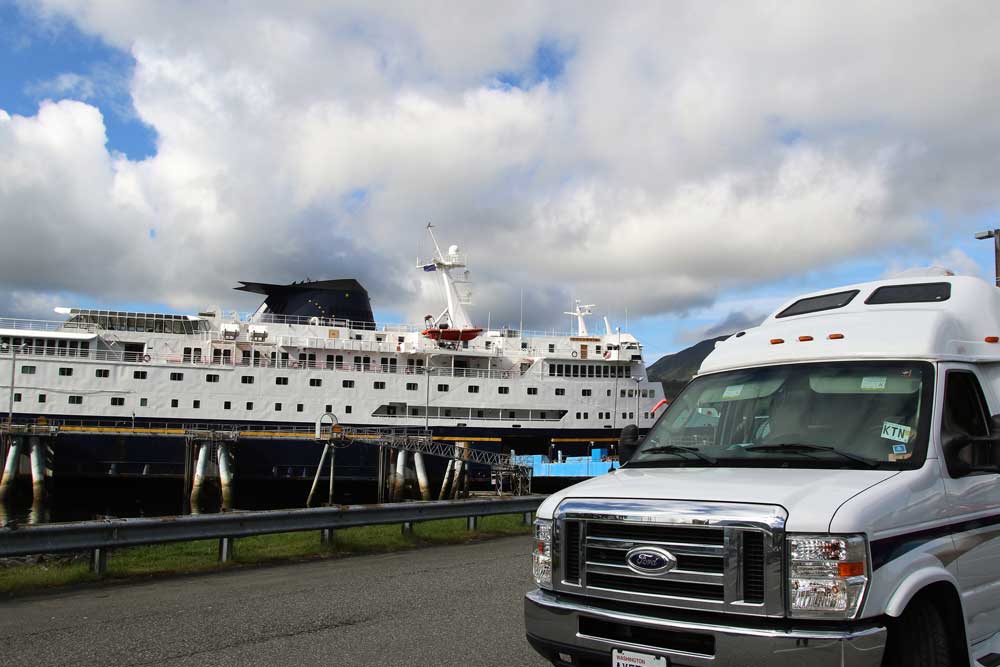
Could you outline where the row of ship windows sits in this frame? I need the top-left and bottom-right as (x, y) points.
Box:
(1, 338), (91, 355)
(13, 392), (652, 421)
(30, 365), (648, 397)
(548, 364), (632, 378)
(13, 392), (354, 414)
(573, 411), (649, 420)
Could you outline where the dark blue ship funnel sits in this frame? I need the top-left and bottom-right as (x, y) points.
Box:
(236, 279), (375, 328)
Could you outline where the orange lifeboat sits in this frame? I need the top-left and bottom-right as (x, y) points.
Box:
(421, 326), (483, 342)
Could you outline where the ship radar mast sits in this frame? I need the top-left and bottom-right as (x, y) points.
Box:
(564, 300), (595, 336)
(417, 224), (483, 342)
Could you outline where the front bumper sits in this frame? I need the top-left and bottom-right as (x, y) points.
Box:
(525, 589), (886, 667)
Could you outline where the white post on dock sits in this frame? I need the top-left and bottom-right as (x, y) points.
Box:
(190, 441), (212, 511)
(218, 441), (235, 511)
(28, 435), (46, 501)
(0, 436), (23, 500)
(327, 444), (335, 505)
(438, 459), (454, 500)
(307, 443), (330, 508)
(392, 449), (409, 501)
(451, 442), (469, 500)
(413, 451), (431, 501)
(387, 450), (397, 501)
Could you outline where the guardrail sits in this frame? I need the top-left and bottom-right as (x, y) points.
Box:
(0, 496), (545, 573)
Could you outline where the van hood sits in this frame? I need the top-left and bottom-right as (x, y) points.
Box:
(538, 466), (901, 533)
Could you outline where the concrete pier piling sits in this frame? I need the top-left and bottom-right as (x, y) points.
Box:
(28, 436), (46, 501)
(0, 436), (22, 499)
(451, 460), (464, 500)
(218, 441), (235, 511)
(451, 442), (470, 500)
(392, 449), (409, 501)
(438, 459), (455, 500)
(307, 443), (330, 507)
(190, 441), (212, 510)
(413, 452), (431, 501)
(327, 445), (335, 506)
(29, 496), (48, 525)
(386, 450), (397, 501)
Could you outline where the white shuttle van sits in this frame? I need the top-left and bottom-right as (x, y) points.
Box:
(525, 276), (1000, 667)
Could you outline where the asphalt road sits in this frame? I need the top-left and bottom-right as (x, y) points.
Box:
(0, 535), (550, 667)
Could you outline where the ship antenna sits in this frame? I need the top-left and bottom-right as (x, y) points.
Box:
(427, 222), (445, 261)
(519, 288), (524, 335)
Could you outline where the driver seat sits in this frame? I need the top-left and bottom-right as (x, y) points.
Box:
(764, 389), (811, 444)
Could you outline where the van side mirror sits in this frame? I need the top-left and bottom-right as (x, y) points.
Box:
(619, 424), (641, 464)
(944, 429), (1000, 478)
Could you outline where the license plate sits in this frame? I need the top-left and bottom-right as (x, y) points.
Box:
(612, 648), (668, 667)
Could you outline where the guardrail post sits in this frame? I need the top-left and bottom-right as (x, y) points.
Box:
(90, 547), (107, 575)
(522, 511), (533, 526)
(401, 521), (413, 535)
(321, 528), (335, 545)
(218, 537), (236, 563)
(466, 515), (478, 531)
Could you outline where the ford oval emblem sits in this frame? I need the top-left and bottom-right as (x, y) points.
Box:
(625, 546), (677, 575)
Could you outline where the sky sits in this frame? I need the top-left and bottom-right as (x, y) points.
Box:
(1, 1), (999, 363)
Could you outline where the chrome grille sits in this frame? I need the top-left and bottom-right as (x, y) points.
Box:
(586, 522), (724, 545)
(741, 531), (766, 603)
(554, 499), (787, 617)
(563, 520), (581, 584)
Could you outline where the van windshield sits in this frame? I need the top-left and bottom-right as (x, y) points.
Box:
(629, 361), (934, 470)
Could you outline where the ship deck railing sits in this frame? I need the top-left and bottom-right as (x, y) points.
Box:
(0, 317), (98, 334)
(0, 345), (535, 379)
(373, 412), (567, 423)
(2, 316), (619, 351)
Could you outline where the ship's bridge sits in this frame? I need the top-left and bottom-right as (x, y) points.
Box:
(56, 308), (210, 335)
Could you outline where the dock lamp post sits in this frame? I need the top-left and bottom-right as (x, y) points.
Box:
(633, 376), (645, 424)
(423, 366), (436, 431)
(975, 229), (1000, 287)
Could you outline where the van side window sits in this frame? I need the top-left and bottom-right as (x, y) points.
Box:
(942, 371), (990, 467)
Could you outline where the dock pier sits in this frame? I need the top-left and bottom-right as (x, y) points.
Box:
(0, 419), (532, 515)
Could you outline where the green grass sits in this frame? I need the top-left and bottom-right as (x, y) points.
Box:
(0, 513), (531, 596)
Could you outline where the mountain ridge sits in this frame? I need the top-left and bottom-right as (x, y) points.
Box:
(647, 335), (728, 399)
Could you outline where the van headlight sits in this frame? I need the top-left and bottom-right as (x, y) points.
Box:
(532, 519), (553, 589)
(787, 535), (869, 619)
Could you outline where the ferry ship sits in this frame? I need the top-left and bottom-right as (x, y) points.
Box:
(0, 229), (662, 484)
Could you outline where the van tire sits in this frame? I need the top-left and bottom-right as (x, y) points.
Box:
(883, 599), (952, 666)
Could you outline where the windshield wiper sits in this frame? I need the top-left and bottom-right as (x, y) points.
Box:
(743, 443), (880, 468)
(639, 445), (717, 464)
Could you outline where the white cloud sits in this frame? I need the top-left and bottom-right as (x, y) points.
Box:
(883, 247), (987, 281)
(25, 72), (97, 100)
(2, 1), (1000, 331)
(931, 248), (985, 279)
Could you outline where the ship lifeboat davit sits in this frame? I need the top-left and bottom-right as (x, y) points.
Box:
(421, 326), (483, 342)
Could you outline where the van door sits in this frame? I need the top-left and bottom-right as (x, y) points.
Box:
(939, 365), (1000, 643)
